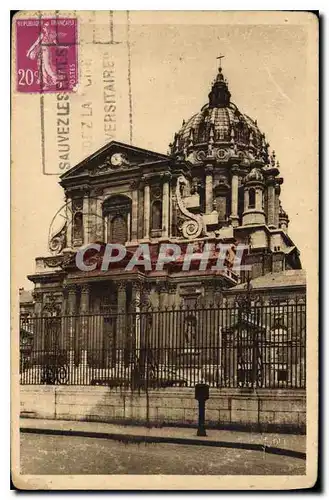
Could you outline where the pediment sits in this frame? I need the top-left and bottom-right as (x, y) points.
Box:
(60, 141), (170, 183)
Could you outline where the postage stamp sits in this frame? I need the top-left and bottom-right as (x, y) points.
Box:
(15, 18), (78, 93)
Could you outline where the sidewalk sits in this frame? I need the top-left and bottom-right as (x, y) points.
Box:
(20, 418), (306, 459)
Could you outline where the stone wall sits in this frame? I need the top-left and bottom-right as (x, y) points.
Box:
(20, 386), (306, 433)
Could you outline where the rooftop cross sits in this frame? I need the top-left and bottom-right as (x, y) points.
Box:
(216, 55), (225, 70)
(209, 55), (230, 106)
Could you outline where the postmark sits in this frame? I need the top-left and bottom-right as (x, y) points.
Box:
(16, 17), (78, 93)
(25, 11), (132, 175)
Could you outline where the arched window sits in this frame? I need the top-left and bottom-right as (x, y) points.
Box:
(102, 195), (131, 244)
(248, 188), (256, 209)
(151, 200), (162, 231)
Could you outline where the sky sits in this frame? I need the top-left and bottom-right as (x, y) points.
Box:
(12, 12), (318, 290)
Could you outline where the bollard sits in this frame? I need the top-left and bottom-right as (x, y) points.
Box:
(194, 383), (209, 437)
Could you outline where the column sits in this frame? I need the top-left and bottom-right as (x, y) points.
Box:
(31, 290), (43, 353)
(230, 166), (239, 227)
(79, 284), (90, 364)
(244, 189), (249, 211)
(96, 196), (104, 241)
(82, 194), (89, 245)
(117, 281), (127, 348)
(141, 282), (152, 309)
(205, 165), (214, 214)
(143, 183), (150, 239)
(168, 283), (177, 308)
(131, 182), (139, 242)
(267, 178), (276, 227)
(156, 281), (169, 311)
(162, 175), (170, 238)
(67, 285), (77, 367)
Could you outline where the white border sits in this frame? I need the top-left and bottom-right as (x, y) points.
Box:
(4, 3), (326, 498)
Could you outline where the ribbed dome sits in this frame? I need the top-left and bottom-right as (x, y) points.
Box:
(170, 67), (268, 165)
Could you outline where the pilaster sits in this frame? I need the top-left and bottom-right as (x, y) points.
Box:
(130, 181), (139, 242)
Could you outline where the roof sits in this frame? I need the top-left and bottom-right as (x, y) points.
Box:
(60, 140), (171, 181)
(172, 66), (265, 161)
(19, 289), (34, 304)
(175, 103), (263, 152)
(229, 270), (306, 291)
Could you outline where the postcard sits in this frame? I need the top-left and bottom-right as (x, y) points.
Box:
(11, 10), (318, 490)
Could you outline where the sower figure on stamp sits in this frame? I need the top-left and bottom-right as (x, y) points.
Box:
(26, 21), (66, 90)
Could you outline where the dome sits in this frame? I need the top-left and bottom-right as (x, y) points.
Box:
(170, 66), (269, 165)
(245, 167), (264, 184)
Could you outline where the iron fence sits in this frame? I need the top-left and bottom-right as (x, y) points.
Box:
(20, 301), (306, 389)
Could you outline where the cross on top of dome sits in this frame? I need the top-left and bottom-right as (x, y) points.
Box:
(209, 55), (231, 107)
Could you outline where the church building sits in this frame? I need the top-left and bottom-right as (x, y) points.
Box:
(27, 63), (304, 318)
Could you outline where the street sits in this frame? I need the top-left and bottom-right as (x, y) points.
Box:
(20, 432), (306, 475)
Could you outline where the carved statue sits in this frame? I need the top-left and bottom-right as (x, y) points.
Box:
(184, 315), (197, 347)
